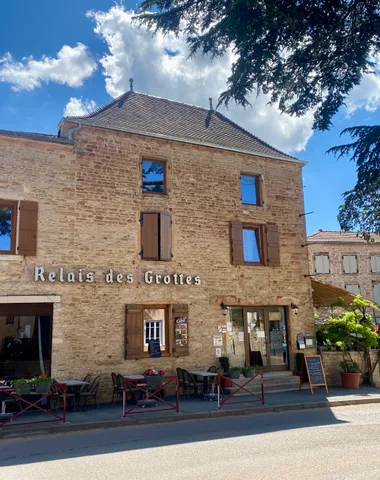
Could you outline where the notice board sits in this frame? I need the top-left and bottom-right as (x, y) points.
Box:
(299, 355), (328, 394)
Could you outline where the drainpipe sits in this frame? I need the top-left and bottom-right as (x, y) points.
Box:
(67, 122), (82, 141)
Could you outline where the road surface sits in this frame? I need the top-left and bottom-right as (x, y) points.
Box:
(1, 404), (380, 479)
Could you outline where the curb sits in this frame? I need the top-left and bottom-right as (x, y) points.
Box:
(1, 396), (380, 440)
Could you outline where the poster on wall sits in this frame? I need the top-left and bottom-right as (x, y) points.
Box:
(175, 316), (188, 346)
(215, 347), (222, 358)
(213, 334), (223, 346)
(238, 331), (244, 342)
(227, 322), (233, 333)
(218, 325), (227, 333)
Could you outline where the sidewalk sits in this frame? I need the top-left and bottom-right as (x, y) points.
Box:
(1, 386), (380, 439)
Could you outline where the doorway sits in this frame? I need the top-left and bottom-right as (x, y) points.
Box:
(244, 307), (288, 371)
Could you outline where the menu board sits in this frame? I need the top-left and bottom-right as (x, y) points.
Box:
(299, 355), (328, 394)
(175, 316), (188, 347)
(148, 339), (161, 358)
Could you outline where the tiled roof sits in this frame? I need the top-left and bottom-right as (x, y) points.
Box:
(308, 230), (380, 244)
(61, 91), (302, 163)
(0, 129), (72, 145)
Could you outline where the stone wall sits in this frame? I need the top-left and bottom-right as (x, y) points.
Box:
(0, 127), (314, 401)
(322, 351), (380, 386)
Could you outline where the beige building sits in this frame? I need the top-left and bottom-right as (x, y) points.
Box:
(0, 90), (315, 397)
(307, 230), (380, 319)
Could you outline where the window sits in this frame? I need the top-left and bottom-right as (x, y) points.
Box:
(240, 174), (262, 205)
(125, 304), (189, 359)
(343, 255), (358, 274)
(243, 228), (261, 263)
(371, 256), (380, 273)
(143, 308), (166, 352)
(142, 159), (166, 194)
(230, 221), (280, 266)
(0, 200), (38, 256)
(373, 284), (380, 306)
(345, 284), (360, 295)
(0, 200), (17, 254)
(314, 255), (330, 274)
(140, 212), (172, 261)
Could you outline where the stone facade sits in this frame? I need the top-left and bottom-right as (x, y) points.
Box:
(322, 351), (380, 386)
(0, 125), (314, 400)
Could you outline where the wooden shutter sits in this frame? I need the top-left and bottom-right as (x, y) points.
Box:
(343, 255), (357, 274)
(373, 284), (380, 305)
(160, 213), (172, 261)
(345, 284), (360, 295)
(140, 213), (159, 260)
(18, 201), (38, 256)
(371, 256), (380, 273)
(125, 304), (143, 360)
(322, 255), (330, 273)
(350, 256), (358, 273)
(230, 221), (244, 265)
(172, 304), (189, 357)
(266, 223), (280, 266)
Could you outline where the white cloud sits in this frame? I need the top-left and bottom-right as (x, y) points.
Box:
(64, 97), (97, 117)
(88, 6), (314, 154)
(345, 65), (380, 116)
(0, 43), (97, 92)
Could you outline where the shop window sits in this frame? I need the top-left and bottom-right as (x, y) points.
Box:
(125, 304), (189, 359)
(343, 255), (357, 274)
(0, 200), (38, 256)
(240, 174), (262, 205)
(370, 256), (380, 273)
(230, 221), (280, 266)
(0, 304), (52, 379)
(345, 284), (360, 295)
(142, 159), (166, 194)
(314, 254), (330, 274)
(140, 212), (172, 261)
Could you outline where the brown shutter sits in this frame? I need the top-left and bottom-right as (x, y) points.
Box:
(172, 304), (189, 357)
(140, 212), (159, 260)
(230, 220), (244, 265)
(125, 304), (143, 360)
(18, 201), (38, 256)
(160, 213), (172, 261)
(266, 223), (280, 266)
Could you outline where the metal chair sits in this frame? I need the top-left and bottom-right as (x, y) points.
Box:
(182, 370), (199, 396)
(111, 372), (123, 402)
(81, 374), (92, 393)
(208, 366), (217, 373)
(176, 367), (185, 395)
(78, 376), (100, 408)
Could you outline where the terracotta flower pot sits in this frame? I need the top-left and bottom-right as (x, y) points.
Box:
(340, 372), (361, 389)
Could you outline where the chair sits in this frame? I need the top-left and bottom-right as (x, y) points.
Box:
(78, 376), (100, 408)
(176, 367), (185, 395)
(182, 370), (199, 396)
(207, 366), (217, 373)
(50, 379), (77, 410)
(111, 372), (123, 402)
(81, 374), (92, 393)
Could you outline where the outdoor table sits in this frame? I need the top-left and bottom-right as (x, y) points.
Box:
(59, 380), (89, 409)
(188, 370), (218, 396)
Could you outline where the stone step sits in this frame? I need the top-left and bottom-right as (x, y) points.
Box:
(224, 382), (300, 395)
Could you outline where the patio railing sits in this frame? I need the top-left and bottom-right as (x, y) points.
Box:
(217, 371), (264, 409)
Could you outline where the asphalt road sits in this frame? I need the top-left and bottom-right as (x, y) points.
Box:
(1, 404), (380, 479)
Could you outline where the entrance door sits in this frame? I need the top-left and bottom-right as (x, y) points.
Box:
(244, 307), (288, 371)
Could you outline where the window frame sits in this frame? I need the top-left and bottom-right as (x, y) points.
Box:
(342, 254), (358, 274)
(345, 284), (360, 295)
(370, 255), (380, 273)
(141, 158), (167, 196)
(0, 199), (18, 255)
(242, 224), (264, 265)
(373, 283), (380, 306)
(314, 253), (330, 274)
(142, 305), (169, 356)
(240, 173), (262, 206)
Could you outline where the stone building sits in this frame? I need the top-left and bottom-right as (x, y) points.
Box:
(307, 230), (380, 320)
(0, 90), (315, 397)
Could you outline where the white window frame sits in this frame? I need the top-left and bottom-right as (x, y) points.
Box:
(144, 320), (165, 347)
(314, 254), (330, 274)
(343, 255), (358, 274)
(370, 256), (380, 273)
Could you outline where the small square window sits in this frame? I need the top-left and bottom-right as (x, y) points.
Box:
(142, 160), (166, 194)
(243, 228), (261, 263)
(241, 174), (261, 205)
(0, 201), (17, 254)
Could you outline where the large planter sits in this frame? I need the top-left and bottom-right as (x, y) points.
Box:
(228, 369), (241, 379)
(144, 375), (164, 388)
(243, 369), (255, 378)
(15, 384), (31, 396)
(34, 383), (52, 394)
(340, 372), (361, 389)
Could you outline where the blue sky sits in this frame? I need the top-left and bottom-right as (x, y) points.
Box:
(1, 1), (379, 236)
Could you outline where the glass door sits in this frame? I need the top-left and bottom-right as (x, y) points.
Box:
(244, 307), (288, 371)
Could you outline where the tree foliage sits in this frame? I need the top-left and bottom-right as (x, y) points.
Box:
(0, 207), (11, 237)
(327, 126), (380, 236)
(136, 0), (380, 130)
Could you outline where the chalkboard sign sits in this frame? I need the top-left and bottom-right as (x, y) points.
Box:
(148, 339), (162, 358)
(299, 355), (328, 394)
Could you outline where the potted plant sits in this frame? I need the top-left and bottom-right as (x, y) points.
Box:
(144, 369), (165, 388)
(228, 366), (242, 379)
(219, 356), (230, 373)
(13, 378), (32, 396)
(33, 374), (53, 394)
(340, 360), (361, 389)
(242, 366), (255, 378)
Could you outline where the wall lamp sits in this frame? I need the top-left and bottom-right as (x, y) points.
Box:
(291, 303), (299, 315)
(220, 302), (229, 315)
